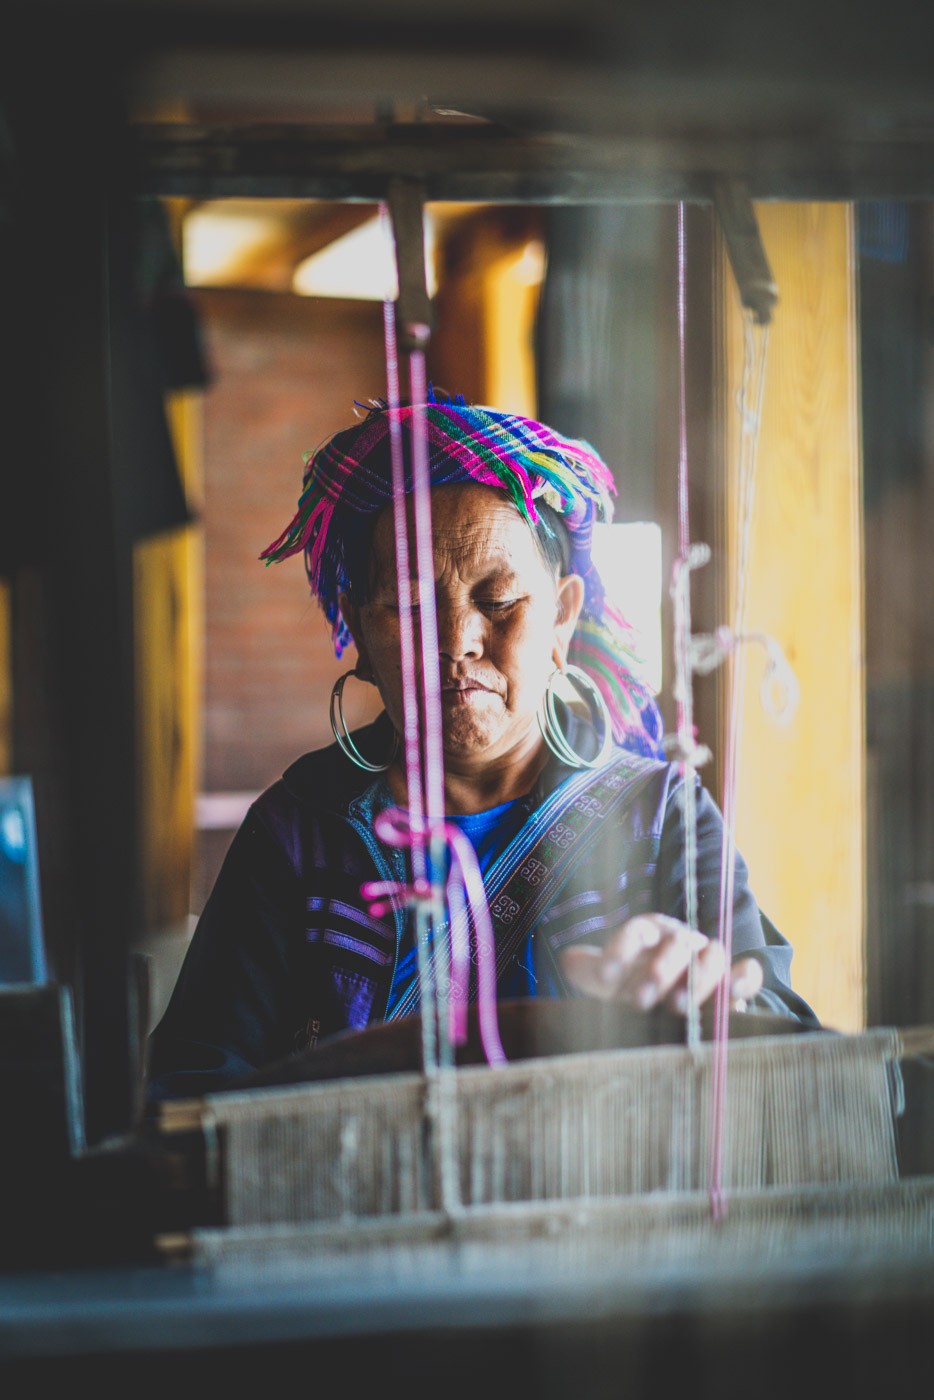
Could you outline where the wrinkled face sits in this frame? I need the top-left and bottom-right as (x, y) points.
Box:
(340, 482), (584, 774)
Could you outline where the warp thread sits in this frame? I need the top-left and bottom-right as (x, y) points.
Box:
(209, 1029), (903, 1229)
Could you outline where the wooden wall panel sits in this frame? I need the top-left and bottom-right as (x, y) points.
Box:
(860, 202), (934, 1033)
(133, 391), (202, 934)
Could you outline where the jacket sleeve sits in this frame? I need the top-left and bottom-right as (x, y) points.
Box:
(145, 805), (309, 1104)
(654, 778), (821, 1026)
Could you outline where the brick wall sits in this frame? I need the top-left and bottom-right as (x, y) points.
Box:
(191, 289), (388, 904)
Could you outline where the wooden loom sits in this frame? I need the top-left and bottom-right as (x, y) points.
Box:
(144, 171), (934, 1289)
(150, 1001), (934, 1284)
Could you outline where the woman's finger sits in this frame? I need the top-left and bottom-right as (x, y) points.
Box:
(558, 918), (666, 1003)
(662, 939), (728, 1013)
(609, 916), (709, 1009)
(561, 924), (767, 1021)
(561, 914), (709, 1007)
(727, 955), (765, 1012)
(600, 914), (706, 994)
(665, 952), (766, 1015)
(559, 945), (615, 999)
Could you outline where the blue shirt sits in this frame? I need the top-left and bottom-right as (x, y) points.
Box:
(387, 798), (541, 1009)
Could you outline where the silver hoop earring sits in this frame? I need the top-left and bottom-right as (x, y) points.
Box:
(537, 664), (615, 770)
(330, 670), (399, 773)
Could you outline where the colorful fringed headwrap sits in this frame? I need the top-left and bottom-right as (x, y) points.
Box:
(261, 393), (663, 759)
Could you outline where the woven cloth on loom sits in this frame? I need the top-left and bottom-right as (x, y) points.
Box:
(184, 1178), (934, 1283)
(203, 1029), (904, 1229)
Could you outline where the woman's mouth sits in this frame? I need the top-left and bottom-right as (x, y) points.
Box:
(441, 680), (490, 703)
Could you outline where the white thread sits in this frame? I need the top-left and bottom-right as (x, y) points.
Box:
(688, 627), (799, 726)
(671, 202), (703, 1049)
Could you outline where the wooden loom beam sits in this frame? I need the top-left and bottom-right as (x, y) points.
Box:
(129, 121), (934, 205)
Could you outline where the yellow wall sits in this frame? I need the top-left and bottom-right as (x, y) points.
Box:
(431, 208), (544, 412)
(723, 204), (864, 1032)
(482, 237), (545, 417)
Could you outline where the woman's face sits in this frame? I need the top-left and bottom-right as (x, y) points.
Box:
(340, 482), (584, 777)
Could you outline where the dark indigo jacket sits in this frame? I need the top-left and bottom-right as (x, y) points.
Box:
(146, 714), (819, 1102)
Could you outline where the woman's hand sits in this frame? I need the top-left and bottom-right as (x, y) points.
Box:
(558, 913), (764, 1016)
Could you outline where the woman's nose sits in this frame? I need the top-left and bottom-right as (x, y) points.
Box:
(435, 602), (485, 660)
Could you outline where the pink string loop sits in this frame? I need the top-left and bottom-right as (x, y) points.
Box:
(363, 803), (506, 1065)
(372, 806), (427, 852)
(360, 878), (432, 922)
(441, 823), (506, 1065)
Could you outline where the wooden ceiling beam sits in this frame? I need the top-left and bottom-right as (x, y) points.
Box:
(130, 122), (934, 204)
